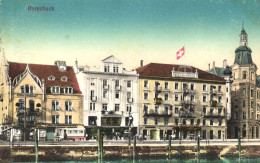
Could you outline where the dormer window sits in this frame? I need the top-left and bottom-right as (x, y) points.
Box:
(51, 86), (60, 94)
(61, 76), (68, 81)
(21, 85), (34, 94)
(48, 75), (56, 81)
(64, 86), (73, 94)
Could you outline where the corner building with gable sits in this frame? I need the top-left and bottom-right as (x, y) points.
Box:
(0, 53), (83, 141)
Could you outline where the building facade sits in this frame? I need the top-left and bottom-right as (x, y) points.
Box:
(75, 55), (139, 139)
(0, 52), (83, 141)
(136, 63), (228, 140)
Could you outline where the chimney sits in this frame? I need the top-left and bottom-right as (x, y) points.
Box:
(223, 59), (227, 68)
(208, 63), (210, 70)
(213, 61), (215, 68)
(140, 60), (143, 67)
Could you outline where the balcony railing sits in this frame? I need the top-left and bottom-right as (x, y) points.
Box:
(182, 100), (196, 106)
(115, 85), (121, 90)
(90, 96), (97, 101)
(179, 111), (195, 118)
(154, 98), (162, 105)
(210, 89), (217, 94)
(127, 98), (134, 103)
(143, 111), (172, 117)
(103, 85), (109, 90)
(210, 100), (218, 107)
(154, 86), (162, 92)
(101, 110), (123, 116)
(202, 112), (225, 118)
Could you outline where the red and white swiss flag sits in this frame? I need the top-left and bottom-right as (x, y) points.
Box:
(176, 46), (185, 60)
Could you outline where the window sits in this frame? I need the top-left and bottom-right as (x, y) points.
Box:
(251, 89), (254, 98)
(115, 80), (120, 87)
(21, 86), (24, 93)
(103, 91), (107, 98)
(52, 115), (59, 124)
(218, 86), (222, 92)
(65, 101), (72, 111)
(164, 118), (168, 125)
(175, 94), (179, 101)
(190, 119), (194, 125)
(191, 94), (195, 101)
(115, 91), (120, 98)
(91, 78), (95, 86)
(164, 93), (169, 100)
(164, 106), (169, 115)
(243, 88), (246, 95)
(144, 104), (148, 114)
(126, 105), (131, 112)
(218, 130), (221, 139)
(183, 119), (186, 125)
(64, 87), (73, 94)
(19, 116), (24, 122)
(29, 100), (35, 111)
(90, 103), (95, 111)
(127, 92), (131, 99)
(218, 96), (222, 103)
(202, 130), (206, 139)
(191, 84), (194, 90)
(243, 112), (246, 119)
(218, 108), (222, 114)
(218, 119), (222, 126)
(113, 66), (119, 73)
(203, 119), (206, 126)
(154, 118), (158, 125)
(144, 118), (148, 125)
(51, 86), (60, 93)
(203, 94), (207, 103)
(210, 108), (214, 114)
(165, 82), (168, 89)
(104, 65), (109, 72)
(19, 99), (25, 110)
(127, 81), (131, 87)
(175, 107), (179, 114)
(52, 101), (60, 111)
(65, 115), (72, 124)
(210, 120), (213, 126)
(243, 71), (247, 79)
(203, 85), (207, 92)
(155, 106), (159, 114)
(144, 92), (148, 100)
(175, 119), (179, 125)
(103, 79), (108, 86)
(48, 75), (55, 80)
(61, 76), (68, 81)
(29, 115), (35, 122)
(144, 80), (148, 88)
(203, 106), (206, 114)
(243, 100), (246, 108)
(175, 83), (178, 90)
(102, 104), (107, 111)
(115, 104), (120, 111)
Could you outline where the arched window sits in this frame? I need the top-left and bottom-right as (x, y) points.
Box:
(30, 86), (34, 93)
(25, 85), (30, 93)
(48, 75), (55, 81)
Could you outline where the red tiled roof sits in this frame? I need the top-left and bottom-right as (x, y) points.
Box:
(8, 62), (82, 94)
(136, 63), (225, 82)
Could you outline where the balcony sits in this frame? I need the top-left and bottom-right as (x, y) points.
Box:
(101, 110), (123, 117)
(154, 86), (162, 92)
(115, 85), (122, 90)
(202, 112), (225, 118)
(127, 98), (134, 103)
(103, 85), (109, 90)
(143, 111), (172, 117)
(179, 111), (195, 118)
(183, 88), (190, 94)
(90, 96), (97, 101)
(182, 100), (195, 106)
(28, 109), (40, 115)
(210, 89), (217, 95)
(210, 100), (218, 107)
(17, 108), (25, 114)
(154, 98), (162, 105)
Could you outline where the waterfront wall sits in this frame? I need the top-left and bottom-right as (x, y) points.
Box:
(1, 145), (260, 162)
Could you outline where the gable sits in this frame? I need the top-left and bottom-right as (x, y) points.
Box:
(102, 55), (122, 64)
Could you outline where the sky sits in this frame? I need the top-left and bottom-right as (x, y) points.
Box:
(0, 0), (260, 72)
